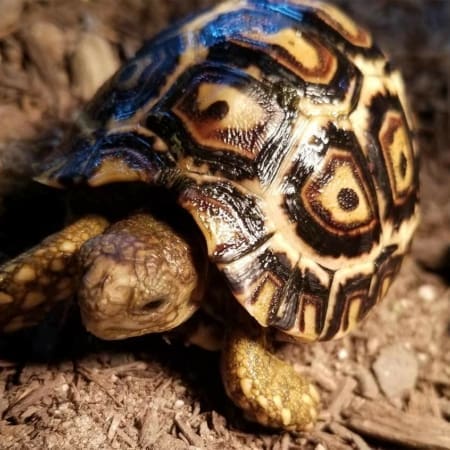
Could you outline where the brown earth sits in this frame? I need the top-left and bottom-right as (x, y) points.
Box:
(0, 1), (449, 449)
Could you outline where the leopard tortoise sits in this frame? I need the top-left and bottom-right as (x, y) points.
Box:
(0, 0), (419, 431)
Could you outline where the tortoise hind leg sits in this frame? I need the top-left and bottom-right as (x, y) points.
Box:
(0, 216), (109, 332)
(221, 318), (320, 431)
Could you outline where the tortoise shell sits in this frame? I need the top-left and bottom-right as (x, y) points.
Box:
(43, 0), (419, 342)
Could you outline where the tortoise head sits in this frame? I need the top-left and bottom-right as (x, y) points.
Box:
(77, 214), (206, 340)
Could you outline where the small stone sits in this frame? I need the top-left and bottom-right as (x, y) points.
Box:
(373, 343), (418, 399)
(337, 348), (349, 360)
(417, 352), (428, 363)
(0, 0), (24, 37)
(367, 337), (380, 356)
(71, 33), (120, 100)
(418, 284), (437, 302)
(174, 399), (185, 409)
(23, 21), (68, 88)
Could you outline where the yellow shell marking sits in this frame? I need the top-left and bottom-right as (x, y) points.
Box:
(317, 162), (372, 226)
(302, 148), (375, 234)
(301, 301), (319, 341)
(243, 28), (338, 84)
(197, 82), (265, 132)
(346, 296), (362, 332)
(174, 81), (270, 159)
(302, 0), (372, 47)
(89, 156), (150, 186)
(379, 111), (415, 203)
(251, 275), (279, 325)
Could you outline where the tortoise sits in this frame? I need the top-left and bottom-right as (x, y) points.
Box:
(0, 0), (419, 431)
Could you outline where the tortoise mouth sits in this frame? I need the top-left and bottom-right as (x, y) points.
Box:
(81, 298), (198, 340)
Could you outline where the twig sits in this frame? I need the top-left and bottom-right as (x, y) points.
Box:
(309, 430), (352, 450)
(328, 421), (371, 450)
(107, 413), (122, 441)
(76, 365), (122, 407)
(102, 362), (148, 376)
(139, 407), (160, 447)
(115, 428), (135, 448)
(6, 375), (65, 420)
(354, 365), (380, 400)
(327, 377), (357, 419)
(343, 396), (450, 450)
(280, 433), (291, 450)
(174, 416), (203, 448)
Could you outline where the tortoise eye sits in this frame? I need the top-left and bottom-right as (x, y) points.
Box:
(141, 297), (167, 311)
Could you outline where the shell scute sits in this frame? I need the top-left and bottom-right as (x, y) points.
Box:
(42, 0), (419, 341)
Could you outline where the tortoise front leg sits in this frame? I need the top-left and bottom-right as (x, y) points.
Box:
(0, 216), (109, 332)
(221, 319), (320, 431)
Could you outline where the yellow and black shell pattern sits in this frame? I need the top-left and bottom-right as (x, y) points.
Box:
(45, 0), (419, 342)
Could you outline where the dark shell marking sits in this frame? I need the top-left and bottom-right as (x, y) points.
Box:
(45, 0), (419, 341)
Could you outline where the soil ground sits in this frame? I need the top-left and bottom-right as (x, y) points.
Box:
(0, 1), (449, 449)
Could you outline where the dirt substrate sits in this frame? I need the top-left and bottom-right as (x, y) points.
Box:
(0, 1), (449, 449)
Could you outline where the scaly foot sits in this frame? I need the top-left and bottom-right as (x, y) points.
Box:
(0, 216), (108, 332)
(221, 321), (320, 431)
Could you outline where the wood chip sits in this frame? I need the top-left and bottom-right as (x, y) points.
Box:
(107, 413), (122, 441)
(115, 428), (135, 448)
(354, 365), (380, 399)
(5, 375), (66, 421)
(139, 407), (160, 447)
(0, 396), (8, 417)
(344, 396), (450, 450)
(301, 362), (338, 392)
(174, 416), (203, 448)
(327, 377), (357, 419)
(280, 432), (291, 450)
(76, 366), (122, 407)
(309, 431), (351, 450)
(103, 362), (148, 376)
(210, 411), (227, 436)
(408, 384), (442, 417)
(328, 421), (371, 450)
